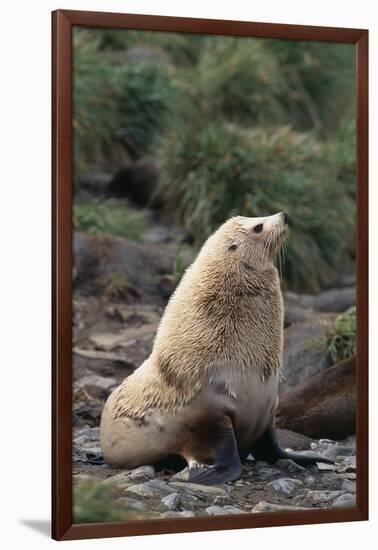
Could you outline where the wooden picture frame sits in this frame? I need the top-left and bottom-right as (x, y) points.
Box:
(52, 9), (368, 541)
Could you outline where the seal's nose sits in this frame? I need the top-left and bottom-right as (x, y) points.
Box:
(283, 212), (288, 225)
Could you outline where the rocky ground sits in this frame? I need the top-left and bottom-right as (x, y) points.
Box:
(74, 425), (356, 519)
(72, 215), (357, 522)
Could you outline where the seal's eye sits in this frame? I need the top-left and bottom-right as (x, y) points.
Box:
(254, 223), (263, 234)
(228, 243), (238, 251)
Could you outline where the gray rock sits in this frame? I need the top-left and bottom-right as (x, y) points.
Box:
(74, 231), (175, 304)
(205, 505), (246, 516)
(89, 323), (158, 351)
(313, 287), (356, 313)
(147, 479), (173, 494)
(281, 315), (334, 392)
(73, 426), (102, 462)
(252, 501), (312, 513)
(73, 426), (100, 446)
(74, 374), (117, 392)
(73, 347), (133, 367)
(161, 492), (181, 511)
(337, 473), (356, 481)
(332, 493), (356, 508)
(103, 472), (134, 488)
(341, 479), (356, 493)
(125, 483), (157, 498)
(125, 479), (171, 498)
(125, 465), (155, 484)
(270, 478), (304, 496)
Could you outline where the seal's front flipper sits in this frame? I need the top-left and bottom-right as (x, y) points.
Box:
(251, 424), (333, 467)
(180, 415), (242, 485)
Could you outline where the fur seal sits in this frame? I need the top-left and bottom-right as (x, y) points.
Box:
(100, 212), (330, 484)
(277, 355), (356, 440)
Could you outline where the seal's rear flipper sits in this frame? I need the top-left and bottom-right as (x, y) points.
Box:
(251, 424), (333, 467)
(180, 415), (242, 485)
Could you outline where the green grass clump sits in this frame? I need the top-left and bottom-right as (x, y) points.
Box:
(73, 199), (149, 240)
(326, 306), (356, 365)
(157, 121), (354, 291)
(73, 480), (142, 523)
(264, 40), (355, 132)
(93, 28), (205, 65)
(114, 61), (173, 158)
(73, 29), (175, 173)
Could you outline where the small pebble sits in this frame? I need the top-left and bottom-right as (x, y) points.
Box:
(252, 501), (312, 513)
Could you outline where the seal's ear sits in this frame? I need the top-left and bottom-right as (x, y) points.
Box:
(228, 242), (238, 251)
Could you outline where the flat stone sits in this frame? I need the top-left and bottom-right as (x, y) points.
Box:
(337, 473), (356, 480)
(125, 483), (157, 498)
(161, 492), (181, 511)
(205, 505), (246, 516)
(270, 478), (304, 496)
(103, 472), (134, 488)
(170, 481), (228, 498)
(146, 479), (172, 494)
(89, 324), (158, 351)
(332, 493), (356, 508)
(252, 501), (312, 513)
(125, 466), (155, 483)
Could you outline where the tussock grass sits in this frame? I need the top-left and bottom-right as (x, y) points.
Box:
(326, 306), (356, 365)
(73, 199), (149, 240)
(73, 480), (144, 523)
(157, 122), (354, 291)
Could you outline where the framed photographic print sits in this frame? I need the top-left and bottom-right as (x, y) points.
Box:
(52, 9), (368, 541)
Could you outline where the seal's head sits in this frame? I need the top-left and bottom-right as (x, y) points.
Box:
(201, 212), (288, 272)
